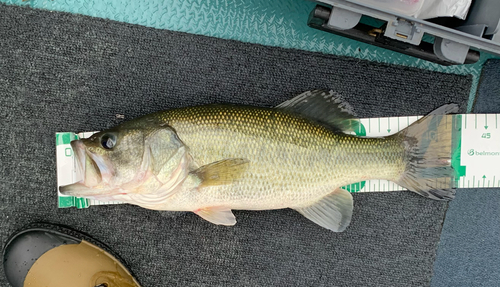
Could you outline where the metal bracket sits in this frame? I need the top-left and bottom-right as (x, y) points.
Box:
(384, 19), (424, 46)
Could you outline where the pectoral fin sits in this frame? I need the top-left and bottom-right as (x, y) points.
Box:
(192, 158), (249, 188)
(195, 207), (236, 226)
(293, 188), (353, 232)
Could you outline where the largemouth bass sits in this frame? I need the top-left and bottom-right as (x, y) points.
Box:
(60, 90), (457, 232)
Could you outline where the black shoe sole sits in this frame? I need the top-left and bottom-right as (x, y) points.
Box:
(2, 222), (139, 287)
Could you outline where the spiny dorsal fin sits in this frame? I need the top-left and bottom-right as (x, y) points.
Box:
(277, 90), (360, 133)
(192, 158), (249, 188)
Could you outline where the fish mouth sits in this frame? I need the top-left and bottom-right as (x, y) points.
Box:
(59, 140), (108, 197)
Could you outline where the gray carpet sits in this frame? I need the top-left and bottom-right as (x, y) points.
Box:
(431, 59), (500, 287)
(0, 4), (472, 286)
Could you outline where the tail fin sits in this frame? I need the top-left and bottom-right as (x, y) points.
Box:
(395, 104), (459, 200)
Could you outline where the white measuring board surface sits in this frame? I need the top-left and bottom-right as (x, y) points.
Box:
(458, 114), (500, 188)
(56, 113), (500, 208)
(348, 114), (500, 192)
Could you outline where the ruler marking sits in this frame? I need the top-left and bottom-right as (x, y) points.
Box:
(496, 114), (498, 129)
(473, 176), (475, 187)
(397, 117), (400, 131)
(378, 118), (380, 133)
(468, 180), (470, 188)
(369, 118), (371, 133)
(388, 118), (390, 134)
(465, 115), (467, 129)
(407, 116), (409, 128)
(485, 114), (488, 128)
(494, 176), (496, 186)
(475, 114), (477, 129)
(488, 180), (490, 188)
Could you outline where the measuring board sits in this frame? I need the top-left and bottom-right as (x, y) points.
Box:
(56, 114), (500, 208)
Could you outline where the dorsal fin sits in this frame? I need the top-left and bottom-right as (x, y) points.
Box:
(276, 90), (360, 133)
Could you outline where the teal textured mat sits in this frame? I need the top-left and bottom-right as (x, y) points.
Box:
(2, 0), (498, 110)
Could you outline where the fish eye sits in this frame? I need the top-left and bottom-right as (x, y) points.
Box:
(100, 134), (117, 150)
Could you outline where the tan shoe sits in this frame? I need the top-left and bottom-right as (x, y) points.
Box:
(3, 223), (141, 287)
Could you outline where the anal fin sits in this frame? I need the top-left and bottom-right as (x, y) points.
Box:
(293, 188), (353, 232)
(195, 207), (237, 226)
